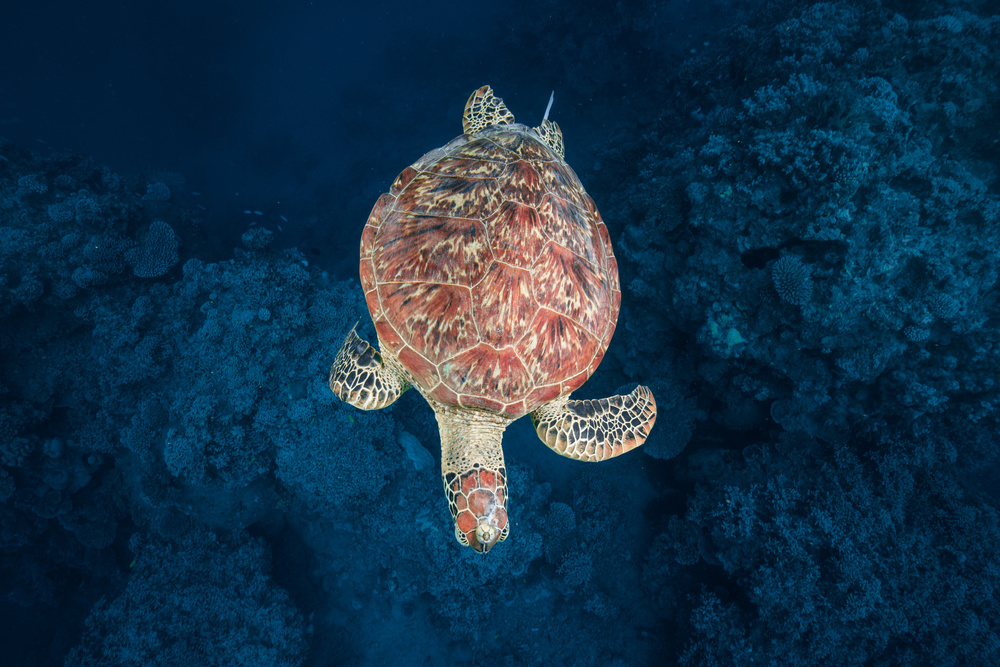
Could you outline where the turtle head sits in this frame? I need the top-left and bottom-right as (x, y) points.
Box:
(444, 467), (509, 553)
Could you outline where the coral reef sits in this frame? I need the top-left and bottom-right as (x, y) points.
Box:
(2, 1), (1000, 665)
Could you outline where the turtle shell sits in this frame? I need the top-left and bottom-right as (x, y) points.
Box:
(360, 126), (621, 418)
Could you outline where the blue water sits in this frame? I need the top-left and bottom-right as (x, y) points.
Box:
(1, 0), (999, 665)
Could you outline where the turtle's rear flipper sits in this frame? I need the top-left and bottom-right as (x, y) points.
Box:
(329, 325), (410, 410)
(462, 85), (515, 134)
(531, 385), (656, 462)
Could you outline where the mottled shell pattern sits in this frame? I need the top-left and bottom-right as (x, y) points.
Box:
(359, 86), (621, 418)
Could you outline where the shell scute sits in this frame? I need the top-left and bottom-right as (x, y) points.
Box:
(538, 193), (603, 266)
(364, 288), (381, 321)
(500, 159), (545, 207)
(390, 167), (418, 196)
(606, 252), (621, 294)
(427, 156), (506, 179)
(440, 343), (532, 408)
(489, 132), (554, 162)
(532, 242), (610, 338)
(595, 219), (613, 256)
(428, 381), (460, 407)
(602, 290), (622, 349)
(396, 345), (441, 390)
(459, 394), (506, 413)
(525, 382), (562, 413)
(376, 214), (490, 285)
(359, 257), (376, 291)
(516, 308), (601, 387)
(562, 368), (592, 395)
(380, 282), (477, 360)
(471, 262), (536, 348)
(455, 136), (514, 163)
(504, 399), (526, 416)
(396, 171), (500, 219)
(366, 193), (395, 231)
(484, 200), (546, 268)
(361, 225), (378, 263)
(540, 160), (584, 202)
(374, 317), (405, 351)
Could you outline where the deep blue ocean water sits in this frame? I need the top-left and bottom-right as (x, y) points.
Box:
(1, 0), (999, 665)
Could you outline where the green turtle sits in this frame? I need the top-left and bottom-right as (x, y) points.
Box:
(330, 85), (656, 552)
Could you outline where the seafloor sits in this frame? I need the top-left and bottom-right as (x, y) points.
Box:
(1, 1), (999, 665)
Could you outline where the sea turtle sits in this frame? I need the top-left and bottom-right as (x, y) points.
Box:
(330, 85), (656, 553)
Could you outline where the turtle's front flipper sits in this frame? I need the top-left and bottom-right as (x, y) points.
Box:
(329, 326), (410, 410)
(531, 385), (656, 462)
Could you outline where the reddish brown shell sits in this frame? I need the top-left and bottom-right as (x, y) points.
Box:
(360, 127), (620, 418)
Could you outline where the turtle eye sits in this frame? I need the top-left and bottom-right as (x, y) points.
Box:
(474, 521), (500, 551)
